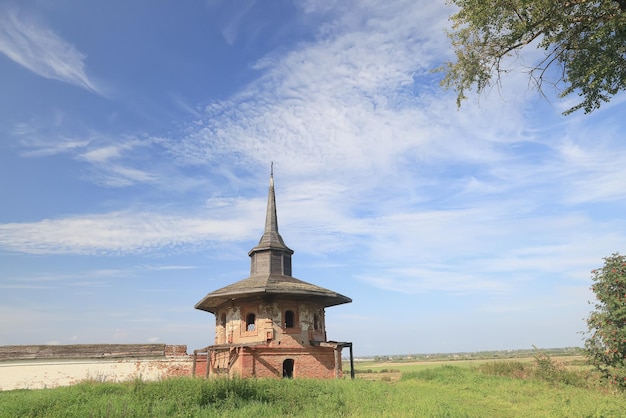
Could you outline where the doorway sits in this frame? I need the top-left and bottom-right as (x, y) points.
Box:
(282, 359), (294, 378)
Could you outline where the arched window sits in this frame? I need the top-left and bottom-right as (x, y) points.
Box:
(246, 313), (256, 331)
(284, 310), (295, 328)
(283, 359), (294, 378)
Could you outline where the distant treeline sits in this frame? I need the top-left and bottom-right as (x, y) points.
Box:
(364, 347), (583, 362)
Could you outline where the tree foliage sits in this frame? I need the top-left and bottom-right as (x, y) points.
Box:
(585, 253), (626, 389)
(441, 0), (626, 114)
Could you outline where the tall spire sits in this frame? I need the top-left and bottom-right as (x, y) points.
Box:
(194, 164), (352, 314)
(249, 164), (293, 254)
(264, 162), (279, 240)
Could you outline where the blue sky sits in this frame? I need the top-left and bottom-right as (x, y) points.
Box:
(1, 0), (625, 356)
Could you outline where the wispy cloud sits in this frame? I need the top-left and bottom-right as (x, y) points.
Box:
(0, 202), (264, 254)
(360, 270), (509, 295)
(554, 129), (626, 204)
(12, 121), (91, 157)
(79, 141), (159, 187)
(0, 269), (129, 291)
(12, 119), (160, 187)
(0, 8), (102, 94)
(164, 1), (454, 177)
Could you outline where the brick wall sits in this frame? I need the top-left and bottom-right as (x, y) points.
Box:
(1, 343), (347, 390)
(236, 346), (339, 379)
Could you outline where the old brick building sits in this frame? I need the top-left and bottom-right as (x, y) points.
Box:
(193, 170), (353, 379)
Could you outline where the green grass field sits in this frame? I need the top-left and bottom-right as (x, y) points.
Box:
(1, 357), (625, 417)
(351, 354), (587, 381)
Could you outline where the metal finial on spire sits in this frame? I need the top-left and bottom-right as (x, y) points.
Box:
(271, 161), (273, 177)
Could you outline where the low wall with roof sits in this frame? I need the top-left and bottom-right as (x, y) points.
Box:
(0, 344), (193, 391)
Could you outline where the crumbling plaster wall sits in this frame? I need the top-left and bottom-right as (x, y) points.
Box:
(0, 345), (192, 391)
(215, 300), (327, 346)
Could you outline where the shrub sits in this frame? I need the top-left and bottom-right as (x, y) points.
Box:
(477, 361), (529, 379)
(476, 350), (594, 389)
(584, 253), (626, 390)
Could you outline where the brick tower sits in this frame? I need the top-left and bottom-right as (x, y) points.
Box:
(193, 169), (353, 379)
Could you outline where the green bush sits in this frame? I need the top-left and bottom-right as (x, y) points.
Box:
(585, 253), (626, 390)
(475, 351), (594, 389)
(477, 361), (529, 379)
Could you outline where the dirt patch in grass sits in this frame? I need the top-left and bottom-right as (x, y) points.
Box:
(356, 371), (402, 382)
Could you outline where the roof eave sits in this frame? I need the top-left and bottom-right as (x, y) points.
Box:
(194, 291), (352, 314)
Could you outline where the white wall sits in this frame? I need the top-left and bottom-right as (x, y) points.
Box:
(0, 357), (193, 391)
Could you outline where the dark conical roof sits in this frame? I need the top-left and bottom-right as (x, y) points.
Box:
(194, 274), (351, 313)
(195, 168), (351, 314)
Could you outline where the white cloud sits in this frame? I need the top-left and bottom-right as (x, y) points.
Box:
(164, 1), (453, 177)
(220, 0), (256, 45)
(12, 121), (91, 157)
(81, 146), (126, 164)
(554, 132), (626, 204)
(87, 164), (157, 187)
(0, 8), (102, 94)
(360, 269), (509, 295)
(141, 265), (197, 271)
(0, 203), (263, 254)
(12, 120), (161, 187)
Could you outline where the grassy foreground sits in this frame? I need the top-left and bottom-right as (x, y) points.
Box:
(1, 364), (625, 417)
